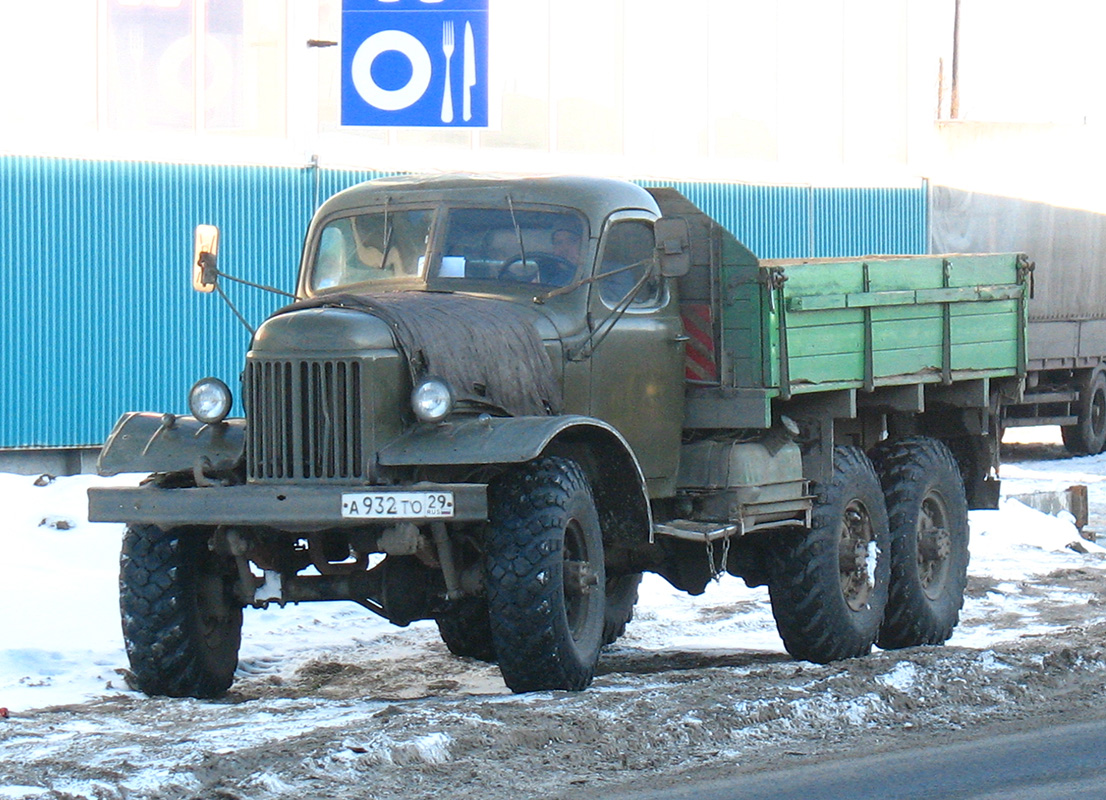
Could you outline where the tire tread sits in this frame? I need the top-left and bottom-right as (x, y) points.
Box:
(871, 437), (969, 649)
(119, 525), (241, 698)
(768, 446), (890, 664)
(486, 457), (604, 692)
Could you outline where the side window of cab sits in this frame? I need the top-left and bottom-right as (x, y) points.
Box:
(596, 219), (663, 308)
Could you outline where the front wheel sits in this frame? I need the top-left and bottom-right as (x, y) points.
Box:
(485, 456), (606, 692)
(603, 572), (643, 646)
(872, 437), (970, 649)
(435, 596), (497, 663)
(768, 446), (890, 664)
(119, 525), (243, 698)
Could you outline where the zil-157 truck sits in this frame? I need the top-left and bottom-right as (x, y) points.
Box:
(88, 174), (1029, 697)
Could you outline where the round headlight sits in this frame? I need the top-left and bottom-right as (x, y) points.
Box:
(411, 378), (453, 423)
(189, 377), (233, 424)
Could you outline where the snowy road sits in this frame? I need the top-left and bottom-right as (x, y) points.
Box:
(3, 427), (1106, 799)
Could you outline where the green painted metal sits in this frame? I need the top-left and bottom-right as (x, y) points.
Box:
(726, 253), (1028, 400)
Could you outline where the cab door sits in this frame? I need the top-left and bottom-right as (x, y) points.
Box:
(585, 212), (685, 496)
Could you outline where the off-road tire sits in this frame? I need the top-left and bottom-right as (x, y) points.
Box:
(119, 525), (243, 698)
(871, 437), (970, 649)
(1062, 369), (1106, 455)
(436, 596), (497, 663)
(485, 456), (606, 692)
(768, 446), (890, 664)
(603, 572), (643, 646)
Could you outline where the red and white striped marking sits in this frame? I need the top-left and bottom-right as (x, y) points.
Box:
(681, 303), (717, 381)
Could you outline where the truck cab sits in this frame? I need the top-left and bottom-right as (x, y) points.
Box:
(292, 174), (686, 494)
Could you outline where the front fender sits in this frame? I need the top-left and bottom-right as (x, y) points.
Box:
(97, 412), (245, 477)
(378, 414), (616, 467)
(378, 415), (653, 546)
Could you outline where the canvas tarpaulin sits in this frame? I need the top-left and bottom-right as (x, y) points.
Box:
(930, 185), (1106, 322)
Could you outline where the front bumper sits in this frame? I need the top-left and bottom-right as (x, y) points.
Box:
(87, 482), (488, 528)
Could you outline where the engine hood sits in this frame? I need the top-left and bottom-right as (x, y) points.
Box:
(251, 307), (397, 355)
(262, 292), (564, 416)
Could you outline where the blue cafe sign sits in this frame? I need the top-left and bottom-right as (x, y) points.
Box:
(342, 0), (489, 127)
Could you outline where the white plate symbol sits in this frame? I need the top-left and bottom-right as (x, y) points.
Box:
(351, 29), (433, 111)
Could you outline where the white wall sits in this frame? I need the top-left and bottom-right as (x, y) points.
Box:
(0, 0), (945, 186)
(926, 0), (1106, 212)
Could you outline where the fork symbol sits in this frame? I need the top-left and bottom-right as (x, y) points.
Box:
(441, 20), (455, 123)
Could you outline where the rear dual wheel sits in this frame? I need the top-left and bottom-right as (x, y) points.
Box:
(768, 446), (890, 663)
(1062, 369), (1106, 455)
(768, 439), (971, 664)
(872, 437), (970, 649)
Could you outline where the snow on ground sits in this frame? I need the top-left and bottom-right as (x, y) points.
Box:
(1, 426), (1105, 715)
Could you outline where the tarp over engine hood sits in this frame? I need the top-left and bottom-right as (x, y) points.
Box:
(272, 292), (562, 417)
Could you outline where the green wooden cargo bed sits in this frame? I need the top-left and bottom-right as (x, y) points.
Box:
(651, 188), (1030, 428)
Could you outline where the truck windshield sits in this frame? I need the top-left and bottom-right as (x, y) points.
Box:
(311, 209), (433, 291)
(438, 207), (587, 288)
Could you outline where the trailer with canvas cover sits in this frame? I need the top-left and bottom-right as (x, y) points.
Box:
(931, 185), (1106, 455)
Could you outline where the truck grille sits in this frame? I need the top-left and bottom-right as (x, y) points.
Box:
(244, 359), (365, 481)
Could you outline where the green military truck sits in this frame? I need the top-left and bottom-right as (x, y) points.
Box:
(88, 175), (1029, 697)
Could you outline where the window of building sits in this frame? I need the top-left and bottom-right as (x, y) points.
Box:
(103, 0), (287, 135)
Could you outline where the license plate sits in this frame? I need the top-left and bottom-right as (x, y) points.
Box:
(341, 491), (455, 519)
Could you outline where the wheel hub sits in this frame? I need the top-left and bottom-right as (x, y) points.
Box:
(563, 560), (600, 594)
(1092, 387), (1106, 437)
(838, 500), (876, 611)
(917, 490), (952, 597)
(562, 519), (599, 641)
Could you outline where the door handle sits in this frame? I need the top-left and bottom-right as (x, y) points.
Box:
(672, 334), (691, 343)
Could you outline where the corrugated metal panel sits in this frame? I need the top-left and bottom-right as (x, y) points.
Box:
(1, 157), (336, 448)
(643, 181), (926, 259)
(814, 187), (926, 257)
(674, 182), (813, 260)
(0, 158), (925, 448)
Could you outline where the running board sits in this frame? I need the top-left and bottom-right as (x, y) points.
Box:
(654, 500), (812, 543)
(653, 520), (739, 542)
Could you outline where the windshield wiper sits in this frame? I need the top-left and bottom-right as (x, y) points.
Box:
(379, 197), (394, 270)
(505, 194), (528, 272)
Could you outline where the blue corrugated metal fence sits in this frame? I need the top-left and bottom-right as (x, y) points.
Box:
(646, 180), (926, 258)
(0, 156), (925, 449)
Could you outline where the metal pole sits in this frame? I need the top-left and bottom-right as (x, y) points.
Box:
(951, 0), (961, 119)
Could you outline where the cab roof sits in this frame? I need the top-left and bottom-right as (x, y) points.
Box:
(314, 173), (661, 231)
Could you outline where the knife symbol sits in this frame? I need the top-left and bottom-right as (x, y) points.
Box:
(462, 21), (476, 121)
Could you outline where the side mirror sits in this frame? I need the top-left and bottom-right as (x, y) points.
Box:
(192, 224), (221, 293)
(654, 217), (691, 278)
